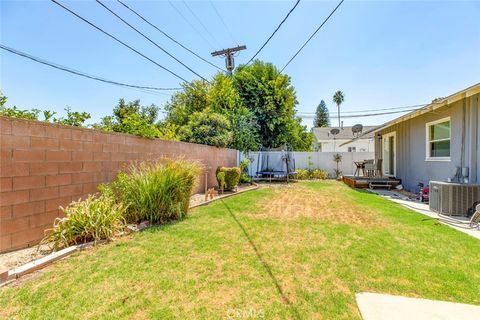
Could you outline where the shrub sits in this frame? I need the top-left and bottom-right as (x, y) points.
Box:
(295, 169), (328, 180)
(296, 169), (310, 180)
(239, 159), (252, 183)
(311, 169), (328, 179)
(110, 159), (201, 223)
(42, 195), (125, 251)
(217, 171), (226, 193)
(216, 166), (241, 191)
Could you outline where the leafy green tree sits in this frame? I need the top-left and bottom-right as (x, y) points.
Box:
(54, 107), (91, 127)
(233, 61), (310, 150)
(333, 90), (344, 128)
(164, 80), (209, 127)
(208, 73), (260, 151)
(165, 73), (260, 151)
(229, 107), (261, 152)
(286, 116), (314, 151)
(0, 92), (7, 108)
(95, 99), (179, 140)
(314, 100), (329, 127)
(179, 110), (232, 148)
(0, 92), (87, 125)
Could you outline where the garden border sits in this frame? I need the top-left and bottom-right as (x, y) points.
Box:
(0, 184), (260, 286)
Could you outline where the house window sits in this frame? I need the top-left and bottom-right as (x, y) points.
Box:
(426, 117), (451, 160)
(348, 147), (356, 152)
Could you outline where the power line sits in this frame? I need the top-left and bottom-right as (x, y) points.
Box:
(0, 44), (181, 94)
(117, 0), (224, 72)
(247, 0), (301, 65)
(50, 0), (188, 83)
(182, 1), (221, 47)
(168, 0), (216, 50)
(209, 0), (237, 45)
(298, 108), (421, 119)
(96, 0), (208, 82)
(281, 0), (344, 72)
(298, 104), (429, 115)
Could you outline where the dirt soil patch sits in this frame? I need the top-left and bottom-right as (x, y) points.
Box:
(255, 183), (385, 226)
(0, 245), (50, 271)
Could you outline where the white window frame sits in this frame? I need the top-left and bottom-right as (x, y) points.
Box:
(425, 117), (451, 162)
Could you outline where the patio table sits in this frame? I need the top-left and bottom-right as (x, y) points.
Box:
(354, 161), (366, 176)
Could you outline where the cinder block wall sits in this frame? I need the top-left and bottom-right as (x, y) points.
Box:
(0, 117), (238, 253)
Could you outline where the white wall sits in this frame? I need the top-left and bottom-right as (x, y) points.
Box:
(241, 151), (374, 178)
(314, 139), (374, 152)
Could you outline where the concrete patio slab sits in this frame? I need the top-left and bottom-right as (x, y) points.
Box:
(368, 189), (480, 241)
(356, 292), (480, 320)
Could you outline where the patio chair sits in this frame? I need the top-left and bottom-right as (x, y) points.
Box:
(365, 159), (382, 177)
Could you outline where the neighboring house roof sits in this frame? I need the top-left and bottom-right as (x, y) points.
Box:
(313, 126), (376, 141)
(340, 82), (480, 147)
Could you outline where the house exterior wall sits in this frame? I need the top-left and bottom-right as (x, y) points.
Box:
(315, 138), (374, 152)
(0, 117), (238, 253)
(374, 93), (479, 191)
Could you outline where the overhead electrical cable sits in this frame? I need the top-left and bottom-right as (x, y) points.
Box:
(96, 0), (208, 81)
(116, 0), (224, 72)
(297, 108), (422, 119)
(182, 1), (221, 47)
(168, 0), (216, 49)
(298, 104), (430, 115)
(0, 44), (181, 94)
(246, 0), (301, 65)
(281, 0), (344, 72)
(50, 0), (188, 83)
(209, 0), (237, 44)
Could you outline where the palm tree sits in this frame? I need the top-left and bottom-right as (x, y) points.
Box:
(333, 90), (344, 128)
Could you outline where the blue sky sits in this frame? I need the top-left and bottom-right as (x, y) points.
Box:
(1, 0), (479, 128)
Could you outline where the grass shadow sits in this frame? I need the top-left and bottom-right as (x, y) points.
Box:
(220, 199), (302, 320)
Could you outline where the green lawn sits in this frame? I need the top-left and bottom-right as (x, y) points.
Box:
(1, 181), (479, 319)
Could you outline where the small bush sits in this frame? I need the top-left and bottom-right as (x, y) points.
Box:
(296, 169), (310, 180)
(110, 159), (201, 223)
(216, 166), (241, 191)
(295, 169), (328, 180)
(217, 171), (226, 193)
(311, 169), (328, 179)
(239, 159), (252, 183)
(42, 195), (125, 251)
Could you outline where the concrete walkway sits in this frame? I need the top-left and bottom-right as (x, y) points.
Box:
(356, 292), (480, 320)
(368, 189), (480, 241)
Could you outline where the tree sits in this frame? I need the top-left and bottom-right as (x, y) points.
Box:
(94, 99), (179, 140)
(54, 107), (91, 127)
(164, 73), (260, 152)
(229, 107), (261, 152)
(179, 110), (232, 148)
(233, 60), (310, 150)
(164, 80), (209, 127)
(287, 117), (314, 151)
(314, 100), (329, 127)
(333, 90), (344, 128)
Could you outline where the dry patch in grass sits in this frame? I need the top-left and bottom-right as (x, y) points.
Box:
(254, 184), (385, 226)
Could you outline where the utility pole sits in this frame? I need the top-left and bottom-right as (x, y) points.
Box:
(211, 45), (246, 75)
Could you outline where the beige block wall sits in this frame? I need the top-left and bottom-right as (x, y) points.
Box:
(0, 117), (238, 252)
